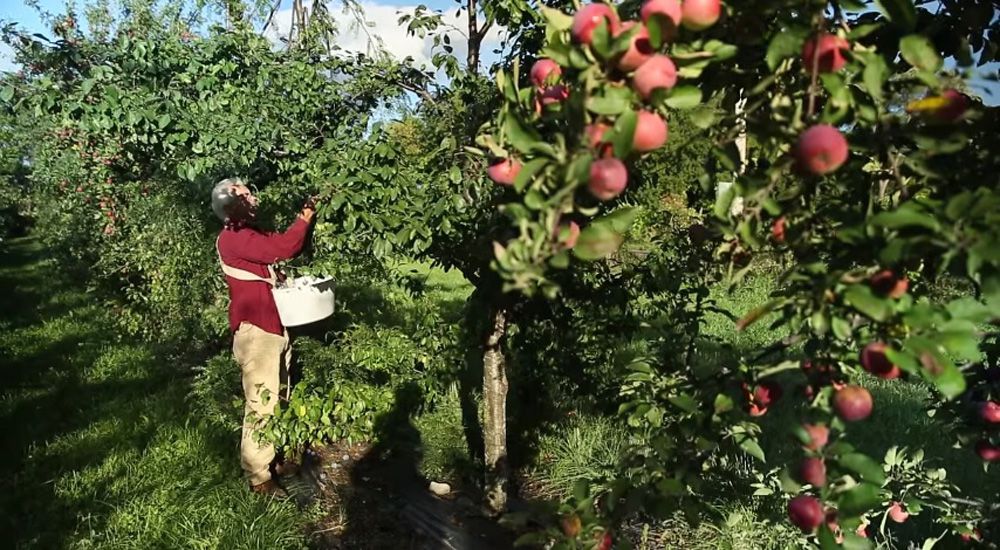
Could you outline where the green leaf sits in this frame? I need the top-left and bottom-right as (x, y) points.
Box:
(593, 206), (640, 233)
(549, 250), (570, 269)
(590, 19), (613, 60)
(900, 35), (942, 72)
(513, 158), (549, 192)
(503, 111), (542, 155)
(848, 23), (883, 40)
(573, 223), (624, 261)
(862, 54), (888, 102)
(611, 109), (637, 158)
(841, 533), (874, 550)
(945, 191), (974, 221)
(838, 482), (882, 516)
(844, 285), (892, 322)
(838, 453), (887, 485)
(714, 393), (734, 414)
(663, 85), (702, 110)
(668, 393), (698, 413)
(875, 0), (917, 31)
(587, 95), (630, 115)
(714, 182), (735, 220)
(688, 105), (717, 129)
(869, 204), (942, 232)
(540, 6), (573, 31)
(832, 316), (852, 340)
(524, 189), (545, 210)
(646, 13), (675, 50)
(737, 436), (766, 462)
(818, 524), (840, 550)
(608, 23), (640, 59)
(766, 29), (806, 70)
(903, 337), (966, 399)
(946, 297), (992, 323)
(0, 86), (14, 103)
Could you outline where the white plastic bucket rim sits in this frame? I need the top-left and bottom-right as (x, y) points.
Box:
(272, 276), (335, 327)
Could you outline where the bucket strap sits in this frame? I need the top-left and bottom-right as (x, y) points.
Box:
(215, 235), (277, 287)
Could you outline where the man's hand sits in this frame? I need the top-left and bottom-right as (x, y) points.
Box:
(299, 195), (320, 223)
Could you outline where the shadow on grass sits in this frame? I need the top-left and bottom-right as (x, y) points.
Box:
(321, 381), (514, 549)
(0, 237), (302, 548)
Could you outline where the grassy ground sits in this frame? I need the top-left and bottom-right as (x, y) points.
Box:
(0, 237), (311, 548)
(2, 234), (994, 548)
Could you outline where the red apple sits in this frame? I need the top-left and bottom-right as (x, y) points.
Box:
(788, 495), (824, 533)
(588, 158), (628, 200)
(933, 90), (969, 122)
(597, 532), (612, 550)
(869, 269), (908, 298)
(530, 59), (562, 87)
(825, 509), (844, 544)
(975, 440), (1000, 462)
(798, 457), (827, 487)
(572, 3), (620, 45)
(888, 501), (909, 523)
(771, 216), (786, 243)
(860, 341), (902, 380)
(585, 123), (614, 157)
(585, 123), (611, 148)
(539, 84), (570, 105)
(801, 34), (850, 73)
(856, 523), (868, 538)
(980, 401), (1000, 424)
(615, 22), (654, 72)
(631, 55), (677, 100)
(754, 380), (783, 407)
(640, 0), (682, 41)
(632, 110), (668, 152)
(488, 159), (522, 186)
(796, 124), (849, 175)
(557, 221), (581, 249)
(560, 513), (582, 537)
(960, 529), (982, 543)
(802, 423), (830, 451)
(833, 385), (873, 422)
(681, 0), (721, 31)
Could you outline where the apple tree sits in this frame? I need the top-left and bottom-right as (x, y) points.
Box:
(476, 0), (999, 547)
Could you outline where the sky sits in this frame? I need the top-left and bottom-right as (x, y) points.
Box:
(1, 0), (996, 102)
(0, 0), (505, 76)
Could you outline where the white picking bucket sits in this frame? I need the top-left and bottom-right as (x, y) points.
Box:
(272, 276), (336, 327)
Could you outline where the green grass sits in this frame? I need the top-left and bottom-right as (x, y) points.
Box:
(0, 237), (311, 548)
(528, 415), (629, 498)
(413, 385), (478, 485)
(2, 235), (993, 548)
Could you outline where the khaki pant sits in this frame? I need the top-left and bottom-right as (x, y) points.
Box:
(232, 322), (292, 485)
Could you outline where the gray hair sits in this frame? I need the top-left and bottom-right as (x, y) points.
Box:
(210, 177), (244, 222)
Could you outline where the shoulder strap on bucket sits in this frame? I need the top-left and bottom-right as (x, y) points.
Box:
(216, 234), (277, 287)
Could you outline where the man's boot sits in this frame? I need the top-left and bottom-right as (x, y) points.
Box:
(250, 478), (289, 499)
(272, 456), (300, 477)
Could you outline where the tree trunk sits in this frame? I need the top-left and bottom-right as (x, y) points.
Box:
(466, 0), (480, 74)
(482, 303), (508, 514)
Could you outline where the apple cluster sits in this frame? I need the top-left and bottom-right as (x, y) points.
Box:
(487, 0), (721, 205)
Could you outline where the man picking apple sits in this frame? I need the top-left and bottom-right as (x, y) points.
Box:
(210, 177), (318, 497)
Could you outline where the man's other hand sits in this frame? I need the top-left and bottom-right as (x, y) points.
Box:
(299, 196), (319, 222)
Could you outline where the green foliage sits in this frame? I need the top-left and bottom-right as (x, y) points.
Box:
(484, 0), (1000, 546)
(413, 386), (478, 484)
(529, 415), (629, 498)
(0, 237), (309, 548)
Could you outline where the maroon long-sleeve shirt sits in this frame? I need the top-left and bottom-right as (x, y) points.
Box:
(218, 217), (310, 335)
